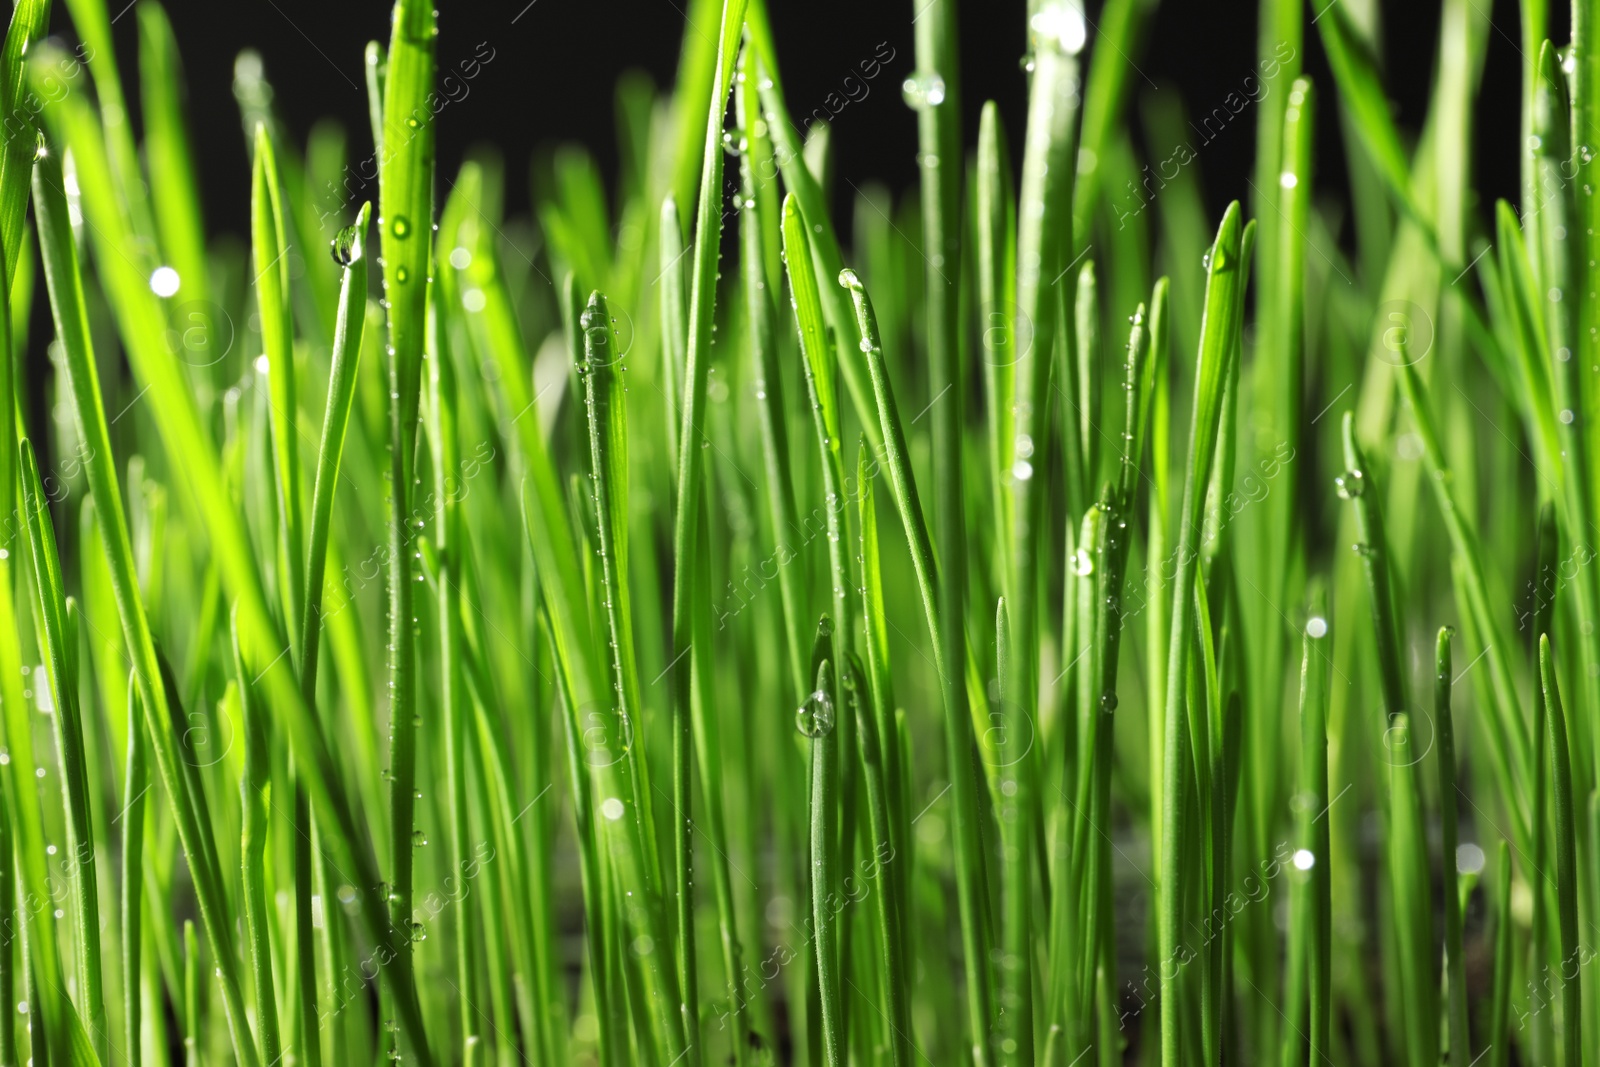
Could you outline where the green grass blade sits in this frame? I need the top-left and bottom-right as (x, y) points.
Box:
(1435, 627), (1470, 1067)
(659, 195), (687, 471)
(17, 442), (106, 1062)
(0, 0), (48, 285)
(376, 4), (436, 1052)
(231, 612), (280, 1067)
(1338, 414), (1405, 717)
(136, 2), (209, 313)
(1339, 413), (1437, 1067)
(581, 289), (688, 1062)
(804, 639), (843, 1067)
(1488, 839), (1513, 1067)
(301, 203), (369, 699)
(34, 68), (420, 1066)
(121, 683), (148, 1067)
(689, 499), (747, 1066)
(1390, 356), (1533, 854)
(252, 123), (305, 650)
(1158, 202), (1246, 1067)
(745, 0), (881, 456)
(857, 442), (907, 960)
(841, 267), (992, 1064)
(1298, 587), (1331, 1066)
(736, 63), (806, 699)
(975, 102), (1015, 595)
(1539, 634), (1583, 1067)
(846, 645), (909, 1067)
(32, 135), (250, 1067)
(666, 4), (747, 1051)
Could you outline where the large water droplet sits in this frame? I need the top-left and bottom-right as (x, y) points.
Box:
(1334, 469), (1365, 499)
(332, 218), (367, 266)
(796, 688), (836, 738)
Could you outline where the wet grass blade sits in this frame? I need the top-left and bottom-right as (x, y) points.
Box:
(1390, 356), (1533, 856)
(745, 0), (881, 455)
(1298, 587), (1331, 1066)
(375, 3), (436, 1048)
(666, 4), (747, 1051)
(18, 442), (106, 1062)
(34, 56), (424, 1065)
(1339, 414), (1437, 1067)
(137, 2), (209, 313)
(30, 129), (257, 1067)
(804, 638), (843, 1067)
(841, 267), (991, 1065)
(736, 59), (806, 698)
(579, 289), (687, 1063)
(0, 0), (47, 282)
(301, 203), (369, 704)
(1157, 202), (1247, 1067)
(784, 195), (854, 1066)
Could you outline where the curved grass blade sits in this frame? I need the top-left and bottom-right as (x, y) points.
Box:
(736, 61), (806, 699)
(784, 191), (857, 1063)
(252, 123), (305, 652)
(1390, 357), (1532, 855)
(294, 206), (370, 1061)
(840, 267), (991, 1063)
(301, 202), (369, 702)
(1157, 202), (1247, 1067)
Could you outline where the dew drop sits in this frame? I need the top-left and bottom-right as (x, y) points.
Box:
(796, 688), (836, 738)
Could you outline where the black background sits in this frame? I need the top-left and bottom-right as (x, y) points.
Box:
(54, 0), (1535, 253)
